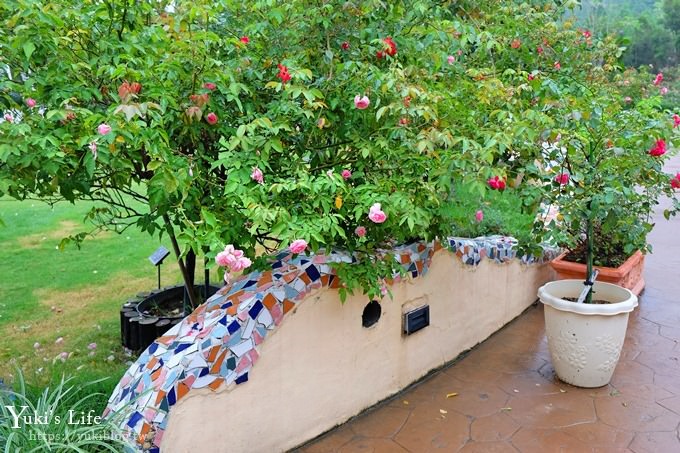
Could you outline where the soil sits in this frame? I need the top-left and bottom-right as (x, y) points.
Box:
(143, 297), (184, 317)
(562, 297), (613, 305)
(564, 241), (629, 268)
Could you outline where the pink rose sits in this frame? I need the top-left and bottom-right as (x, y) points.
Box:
(475, 210), (484, 222)
(649, 139), (666, 157)
(368, 203), (387, 223)
(26, 98), (37, 108)
(654, 72), (664, 86)
(355, 226), (366, 237)
(215, 251), (232, 267)
(553, 61), (561, 70)
(624, 96), (632, 103)
(488, 177), (499, 190)
(341, 169), (352, 180)
(87, 342), (97, 350)
(185, 106), (202, 122)
(89, 142), (98, 159)
(554, 173), (569, 185)
(447, 55), (455, 65)
(230, 257), (252, 272)
(240, 36), (250, 44)
(674, 114), (680, 128)
(203, 82), (217, 90)
(354, 95), (370, 109)
(661, 87), (669, 95)
(488, 176), (505, 190)
(251, 167), (264, 184)
(205, 112), (218, 125)
(97, 123), (111, 135)
(289, 239), (308, 254)
(3, 113), (13, 123)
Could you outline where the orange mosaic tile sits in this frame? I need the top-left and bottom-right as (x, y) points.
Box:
(146, 357), (158, 370)
(283, 300), (295, 314)
(211, 351), (227, 374)
(155, 390), (166, 405)
(176, 383), (190, 401)
(259, 272), (273, 285)
(209, 377), (225, 391)
(263, 293), (277, 310)
(206, 345), (220, 362)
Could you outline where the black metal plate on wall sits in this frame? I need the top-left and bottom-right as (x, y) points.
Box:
(404, 305), (429, 335)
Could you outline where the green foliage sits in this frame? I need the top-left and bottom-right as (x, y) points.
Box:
(0, 369), (131, 452)
(1, 0), (678, 298)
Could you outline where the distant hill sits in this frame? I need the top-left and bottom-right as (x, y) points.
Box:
(577, 0), (656, 17)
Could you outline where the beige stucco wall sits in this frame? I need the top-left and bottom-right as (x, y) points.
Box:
(163, 250), (554, 452)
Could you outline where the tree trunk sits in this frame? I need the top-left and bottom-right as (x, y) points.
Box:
(162, 214), (198, 312)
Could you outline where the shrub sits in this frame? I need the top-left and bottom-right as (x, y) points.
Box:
(0, 370), (131, 451)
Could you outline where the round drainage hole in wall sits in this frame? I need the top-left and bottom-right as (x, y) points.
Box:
(362, 300), (381, 328)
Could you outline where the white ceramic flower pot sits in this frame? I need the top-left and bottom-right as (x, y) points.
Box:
(537, 280), (638, 388)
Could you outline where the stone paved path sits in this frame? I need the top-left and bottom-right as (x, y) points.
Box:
(299, 157), (680, 453)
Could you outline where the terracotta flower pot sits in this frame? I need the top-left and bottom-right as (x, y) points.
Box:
(549, 250), (645, 296)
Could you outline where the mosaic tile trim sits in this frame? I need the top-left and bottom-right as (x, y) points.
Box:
(447, 235), (560, 266)
(104, 237), (556, 452)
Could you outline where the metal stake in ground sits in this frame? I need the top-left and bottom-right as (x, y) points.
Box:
(148, 246), (171, 290)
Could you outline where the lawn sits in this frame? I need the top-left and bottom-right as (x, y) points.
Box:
(0, 197), (198, 406)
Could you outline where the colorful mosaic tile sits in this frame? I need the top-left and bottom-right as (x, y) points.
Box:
(104, 237), (558, 451)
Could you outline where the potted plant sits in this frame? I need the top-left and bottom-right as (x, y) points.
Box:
(534, 59), (680, 386)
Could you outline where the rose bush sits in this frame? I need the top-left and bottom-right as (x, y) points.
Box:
(2, 0), (677, 303)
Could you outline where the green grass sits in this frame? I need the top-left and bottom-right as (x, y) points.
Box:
(0, 197), (195, 409)
(448, 183), (538, 243)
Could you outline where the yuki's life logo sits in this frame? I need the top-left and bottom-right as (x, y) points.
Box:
(3, 405), (101, 428)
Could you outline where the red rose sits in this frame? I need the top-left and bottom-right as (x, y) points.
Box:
(240, 36), (250, 44)
(277, 64), (291, 84)
(341, 41), (350, 50)
(671, 173), (680, 189)
(648, 139), (666, 157)
(376, 36), (397, 59)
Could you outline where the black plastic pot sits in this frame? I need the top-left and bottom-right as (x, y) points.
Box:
(120, 284), (220, 352)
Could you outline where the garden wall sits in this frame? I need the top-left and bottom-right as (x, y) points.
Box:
(105, 237), (556, 452)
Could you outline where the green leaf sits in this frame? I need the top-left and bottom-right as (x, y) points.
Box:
(23, 41), (35, 61)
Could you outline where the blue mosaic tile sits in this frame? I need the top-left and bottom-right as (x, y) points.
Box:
(248, 300), (263, 319)
(235, 373), (249, 384)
